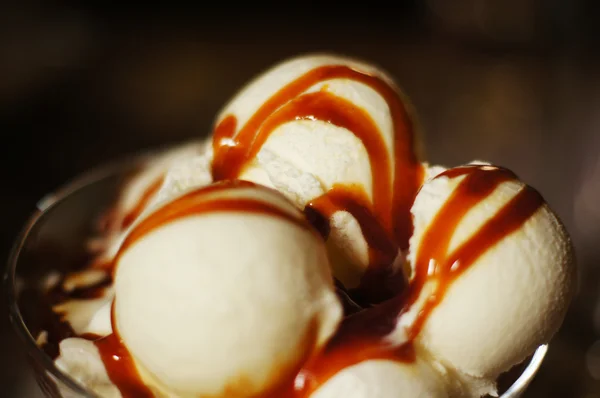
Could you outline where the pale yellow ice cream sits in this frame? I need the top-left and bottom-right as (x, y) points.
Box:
(207, 53), (425, 290)
(114, 182), (343, 397)
(400, 161), (577, 396)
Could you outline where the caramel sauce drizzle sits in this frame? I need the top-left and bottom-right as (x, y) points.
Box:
(90, 302), (154, 398)
(117, 180), (309, 258)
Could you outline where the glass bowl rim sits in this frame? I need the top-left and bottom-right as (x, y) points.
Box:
(3, 148), (164, 397)
(3, 147), (549, 397)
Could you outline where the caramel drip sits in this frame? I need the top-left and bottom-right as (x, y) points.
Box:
(294, 296), (413, 396)
(93, 302), (154, 398)
(307, 185), (403, 305)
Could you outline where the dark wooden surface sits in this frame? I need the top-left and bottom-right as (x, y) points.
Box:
(1, 1), (600, 396)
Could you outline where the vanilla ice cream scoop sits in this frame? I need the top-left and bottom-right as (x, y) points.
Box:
(113, 180), (343, 397)
(401, 162), (576, 395)
(207, 54), (425, 298)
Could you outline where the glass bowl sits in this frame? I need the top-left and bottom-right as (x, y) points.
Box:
(4, 152), (548, 398)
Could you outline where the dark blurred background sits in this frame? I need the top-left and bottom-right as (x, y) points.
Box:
(1, 1), (599, 396)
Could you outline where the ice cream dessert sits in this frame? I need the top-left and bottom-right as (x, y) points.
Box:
(35, 54), (576, 398)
